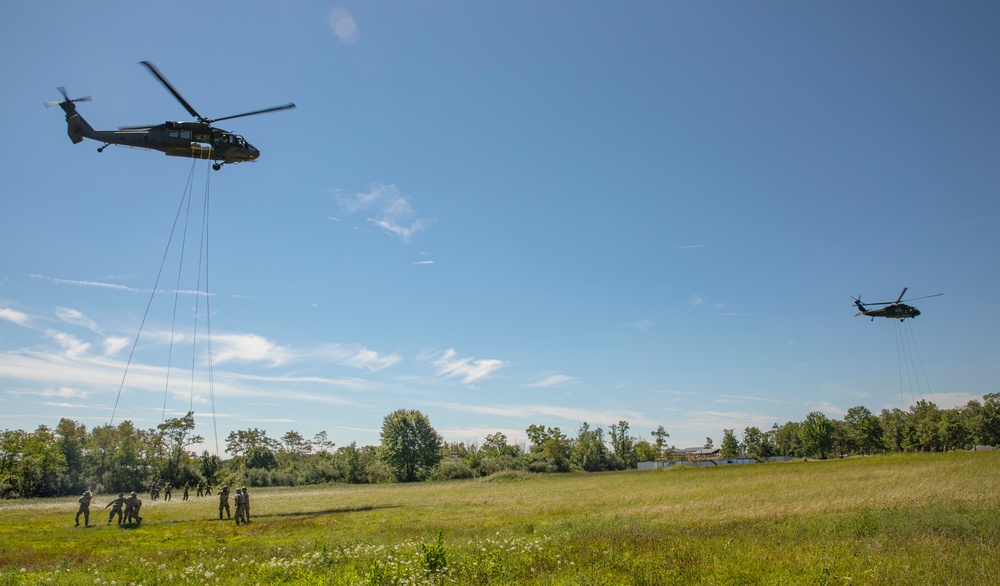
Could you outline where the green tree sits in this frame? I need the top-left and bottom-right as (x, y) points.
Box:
(720, 429), (740, 458)
(571, 422), (610, 472)
(773, 421), (803, 457)
(156, 411), (203, 482)
(245, 445), (279, 470)
(380, 409), (443, 482)
(800, 412), (835, 459)
(633, 440), (658, 463)
(845, 406), (885, 455)
(742, 426), (774, 460)
(651, 425), (670, 456)
(609, 421), (637, 468)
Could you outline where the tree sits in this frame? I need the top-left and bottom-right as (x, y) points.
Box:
(609, 421), (637, 468)
(800, 412), (835, 459)
(225, 428), (277, 457)
(380, 409), (443, 482)
(651, 425), (670, 456)
(156, 411), (203, 481)
(742, 426), (774, 460)
(845, 406), (885, 455)
(245, 445), (279, 470)
(571, 422), (610, 472)
(526, 425), (573, 472)
(720, 429), (740, 458)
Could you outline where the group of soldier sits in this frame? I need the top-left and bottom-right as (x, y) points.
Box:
(73, 490), (143, 527)
(73, 483), (252, 527)
(217, 485), (252, 525)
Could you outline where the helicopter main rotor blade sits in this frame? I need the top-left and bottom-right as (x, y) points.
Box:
(900, 293), (944, 302)
(139, 61), (205, 122)
(207, 102), (297, 124)
(895, 288), (908, 303)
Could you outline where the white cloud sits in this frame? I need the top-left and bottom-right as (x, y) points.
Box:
(103, 336), (130, 356)
(315, 344), (401, 371)
(47, 330), (90, 358)
(334, 184), (429, 242)
(56, 307), (99, 331)
(432, 348), (507, 384)
(526, 374), (576, 388)
(0, 308), (30, 326)
(211, 333), (291, 367)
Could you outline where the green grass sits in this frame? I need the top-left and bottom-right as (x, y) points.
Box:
(2, 452), (998, 585)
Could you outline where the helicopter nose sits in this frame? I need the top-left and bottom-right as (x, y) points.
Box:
(248, 145), (260, 161)
(913, 309), (921, 317)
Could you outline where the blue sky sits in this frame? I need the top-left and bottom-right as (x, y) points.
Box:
(2, 2), (998, 454)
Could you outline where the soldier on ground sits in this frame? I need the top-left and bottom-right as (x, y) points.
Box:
(218, 485), (231, 520)
(75, 490), (93, 527)
(241, 486), (251, 522)
(163, 483), (172, 501)
(104, 493), (126, 525)
(124, 491), (143, 525)
(233, 488), (246, 525)
(205, 483), (213, 496)
(196, 481), (203, 497)
(182, 482), (190, 501)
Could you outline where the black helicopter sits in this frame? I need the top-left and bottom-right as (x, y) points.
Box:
(46, 61), (295, 170)
(853, 288), (942, 321)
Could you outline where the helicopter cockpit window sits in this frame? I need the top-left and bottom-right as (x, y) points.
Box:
(168, 130), (192, 140)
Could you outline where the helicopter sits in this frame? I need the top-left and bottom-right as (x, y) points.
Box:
(46, 61), (295, 170)
(853, 288), (943, 321)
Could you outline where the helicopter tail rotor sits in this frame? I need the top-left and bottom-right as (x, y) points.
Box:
(45, 87), (93, 108)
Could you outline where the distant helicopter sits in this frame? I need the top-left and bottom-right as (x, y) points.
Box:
(853, 288), (942, 321)
(46, 61), (295, 170)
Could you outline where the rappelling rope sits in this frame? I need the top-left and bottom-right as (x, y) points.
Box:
(111, 161), (199, 425)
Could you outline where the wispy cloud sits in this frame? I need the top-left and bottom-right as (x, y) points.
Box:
(333, 184), (429, 242)
(525, 373), (576, 388)
(56, 307), (99, 332)
(211, 333), (292, 367)
(0, 308), (30, 326)
(431, 348), (507, 384)
(677, 244), (705, 250)
(30, 274), (139, 292)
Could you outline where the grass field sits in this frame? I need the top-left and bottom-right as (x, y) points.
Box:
(1, 451), (998, 585)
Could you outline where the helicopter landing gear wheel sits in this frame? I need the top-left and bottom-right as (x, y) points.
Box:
(97, 144), (109, 153)
(212, 163), (222, 171)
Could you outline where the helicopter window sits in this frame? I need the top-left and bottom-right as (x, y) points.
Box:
(169, 130), (179, 138)
(180, 130), (191, 140)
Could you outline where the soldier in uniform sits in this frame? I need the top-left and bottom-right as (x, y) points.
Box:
(124, 491), (143, 525)
(163, 483), (172, 501)
(182, 482), (190, 501)
(196, 481), (203, 497)
(104, 493), (126, 525)
(204, 483), (213, 496)
(75, 490), (93, 527)
(233, 488), (246, 525)
(218, 485), (231, 520)
(241, 486), (251, 522)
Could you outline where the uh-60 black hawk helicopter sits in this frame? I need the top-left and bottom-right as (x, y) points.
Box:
(47, 61), (295, 170)
(853, 288), (943, 321)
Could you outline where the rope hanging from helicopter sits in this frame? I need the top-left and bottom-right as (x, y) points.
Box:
(894, 319), (935, 408)
(109, 160), (219, 455)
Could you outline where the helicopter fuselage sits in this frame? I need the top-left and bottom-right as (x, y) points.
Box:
(60, 101), (259, 165)
(855, 303), (920, 321)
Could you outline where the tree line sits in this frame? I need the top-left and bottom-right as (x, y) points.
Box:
(2, 394), (997, 498)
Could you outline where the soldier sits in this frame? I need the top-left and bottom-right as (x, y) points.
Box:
(124, 491), (143, 525)
(205, 483), (213, 496)
(196, 481), (203, 497)
(163, 483), (172, 501)
(182, 482), (190, 501)
(218, 485), (231, 520)
(233, 488), (246, 525)
(75, 490), (93, 527)
(241, 486), (251, 523)
(104, 493), (126, 525)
